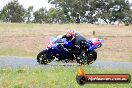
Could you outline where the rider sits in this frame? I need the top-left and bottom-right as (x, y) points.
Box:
(62, 30), (83, 51)
(62, 30), (87, 49)
(53, 31), (77, 61)
(62, 31), (87, 60)
(62, 30), (76, 47)
(62, 31), (88, 58)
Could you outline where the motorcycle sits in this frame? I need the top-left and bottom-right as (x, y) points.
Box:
(37, 34), (104, 65)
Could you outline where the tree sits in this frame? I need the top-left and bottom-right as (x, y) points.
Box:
(33, 8), (48, 23)
(123, 9), (132, 24)
(48, 0), (81, 22)
(48, 0), (131, 24)
(1, 0), (26, 23)
(0, 11), (2, 20)
(92, 0), (131, 24)
(48, 0), (100, 23)
(25, 6), (33, 23)
(47, 8), (66, 23)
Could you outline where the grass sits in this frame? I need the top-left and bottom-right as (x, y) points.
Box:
(0, 66), (131, 88)
(0, 48), (36, 58)
(0, 23), (132, 61)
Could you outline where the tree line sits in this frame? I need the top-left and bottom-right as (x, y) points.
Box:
(0, 0), (132, 24)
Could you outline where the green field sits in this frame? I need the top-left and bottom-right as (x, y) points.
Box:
(0, 66), (131, 88)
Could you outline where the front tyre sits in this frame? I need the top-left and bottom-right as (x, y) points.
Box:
(86, 50), (97, 65)
(37, 50), (50, 64)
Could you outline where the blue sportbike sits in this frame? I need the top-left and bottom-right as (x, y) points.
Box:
(37, 33), (103, 65)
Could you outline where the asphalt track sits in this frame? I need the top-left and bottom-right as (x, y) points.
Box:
(0, 56), (132, 69)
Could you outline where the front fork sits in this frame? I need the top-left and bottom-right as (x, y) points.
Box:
(77, 50), (94, 65)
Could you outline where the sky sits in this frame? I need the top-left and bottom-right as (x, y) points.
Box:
(0, 0), (132, 11)
(0, 0), (53, 11)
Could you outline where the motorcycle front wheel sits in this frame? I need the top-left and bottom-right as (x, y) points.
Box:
(37, 49), (50, 65)
(86, 50), (97, 65)
(78, 50), (97, 65)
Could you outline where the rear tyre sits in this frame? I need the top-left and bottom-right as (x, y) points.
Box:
(37, 50), (50, 65)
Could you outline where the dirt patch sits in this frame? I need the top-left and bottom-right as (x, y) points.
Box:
(97, 37), (132, 61)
